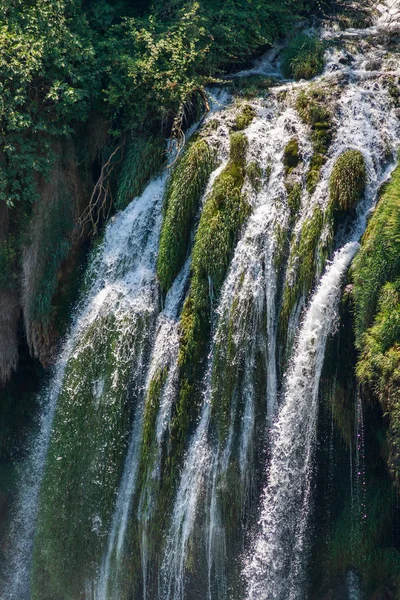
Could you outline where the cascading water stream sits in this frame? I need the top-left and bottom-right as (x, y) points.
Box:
(1, 173), (168, 599)
(4, 3), (400, 597)
(244, 241), (361, 600)
(95, 258), (191, 600)
(159, 99), (312, 600)
(243, 29), (400, 596)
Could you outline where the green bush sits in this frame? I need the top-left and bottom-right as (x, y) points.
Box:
(157, 137), (216, 293)
(281, 34), (324, 81)
(329, 149), (366, 212)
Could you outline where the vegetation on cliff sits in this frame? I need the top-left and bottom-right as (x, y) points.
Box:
(353, 164), (400, 484)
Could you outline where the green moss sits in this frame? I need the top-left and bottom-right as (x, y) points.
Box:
(287, 182), (302, 224)
(284, 138), (301, 174)
(116, 136), (165, 210)
(170, 131), (250, 472)
(234, 104), (256, 131)
(352, 165), (400, 343)
(157, 137), (216, 294)
(31, 308), (152, 598)
(279, 207), (326, 353)
(246, 161), (263, 192)
(353, 165), (400, 484)
(138, 367), (168, 501)
(281, 34), (324, 81)
(356, 281), (400, 481)
(296, 90), (333, 193)
(329, 150), (366, 212)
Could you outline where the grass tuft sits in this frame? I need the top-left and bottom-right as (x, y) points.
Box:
(281, 34), (324, 81)
(329, 149), (366, 212)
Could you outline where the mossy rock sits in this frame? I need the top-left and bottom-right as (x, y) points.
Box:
(353, 164), (400, 485)
(329, 150), (366, 212)
(296, 90), (333, 194)
(157, 137), (216, 294)
(234, 104), (256, 131)
(246, 161), (263, 192)
(31, 307), (154, 598)
(352, 165), (400, 343)
(284, 138), (301, 174)
(168, 131), (250, 484)
(287, 182), (302, 223)
(281, 34), (324, 81)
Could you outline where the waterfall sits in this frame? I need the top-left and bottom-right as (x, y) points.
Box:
(243, 241), (360, 600)
(1, 173), (167, 599)
(96, 258), (191, 599)
(4, 3), (400, 598)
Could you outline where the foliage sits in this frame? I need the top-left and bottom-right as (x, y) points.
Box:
(329, 149), (366, 212)
(157, 136), (216, 293)
(0, 0), (310, 214)
(281, 33), (324, 80)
